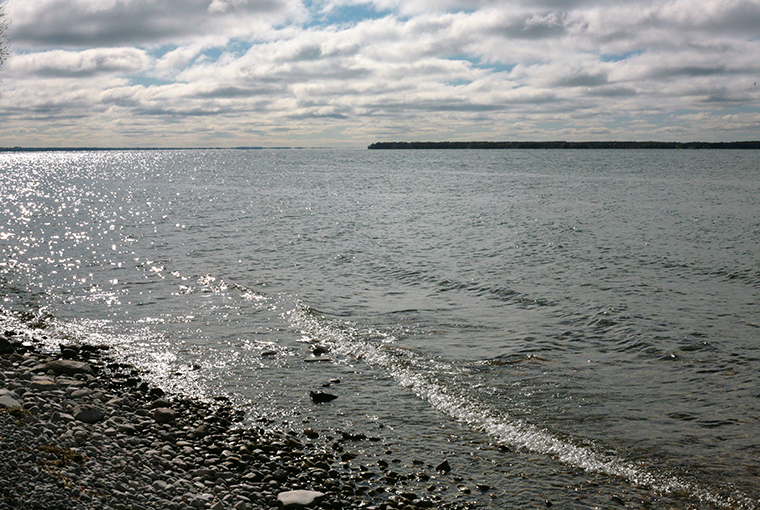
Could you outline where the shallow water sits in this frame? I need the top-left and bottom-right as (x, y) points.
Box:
(1, 149), (759, 508)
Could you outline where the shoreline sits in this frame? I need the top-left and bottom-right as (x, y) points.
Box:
(367, 141), (760, 149)
(0, 330), (480, 510)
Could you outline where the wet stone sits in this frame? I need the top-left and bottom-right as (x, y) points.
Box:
(152, 407), (177, 423)
(277, 489), (326, 508)
(73, 404), (106, 423)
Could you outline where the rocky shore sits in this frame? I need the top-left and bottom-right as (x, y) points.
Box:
(0, 330), (481, 510)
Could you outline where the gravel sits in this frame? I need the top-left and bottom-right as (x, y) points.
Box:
(0, 331), (480, 510)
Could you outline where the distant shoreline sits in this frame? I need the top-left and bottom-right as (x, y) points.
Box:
(368, 141), (760, 150)
(2, 141), (759, 152)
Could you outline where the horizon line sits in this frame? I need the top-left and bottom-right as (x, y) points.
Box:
(3, 140), (760, 152)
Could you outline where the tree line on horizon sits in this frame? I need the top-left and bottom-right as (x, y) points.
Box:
(368, 141), (760, 150)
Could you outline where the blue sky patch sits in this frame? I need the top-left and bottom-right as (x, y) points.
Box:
(305, 1), (394, 28)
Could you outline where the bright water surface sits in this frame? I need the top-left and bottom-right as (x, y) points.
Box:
(1, 149), (759, 509)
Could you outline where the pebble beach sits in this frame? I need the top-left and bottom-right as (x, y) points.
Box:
(0, 330), (482, 510)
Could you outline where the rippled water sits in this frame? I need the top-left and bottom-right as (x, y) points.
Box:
(1, 149), (759, 508)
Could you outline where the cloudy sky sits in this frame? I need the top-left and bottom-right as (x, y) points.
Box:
(1, 0), (759, 147)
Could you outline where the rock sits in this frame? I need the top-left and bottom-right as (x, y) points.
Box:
(0, 337), (15, 355)
(309, 391), (337, 403)
(435, 460), (451, 474)
(276, 490), (326, 509)
(0, 342), (479, 510)
(149, 387), (165, 399)
(0, 393), (21, 408)
(73, 404), (106, 423)
(150, 398), (172, 409)
(310, 344), (329, 356)
(152, 407), (177, 423)
(192, 423), (210, 438)
(106, 397), (124, 406)
(60, 348), (79, 359)
(39, 359), (93, 376)
(29, 378), (58, 391)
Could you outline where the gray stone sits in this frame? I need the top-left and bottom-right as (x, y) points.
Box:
(0, 393), (21, 408)
(0, 388), (19, 399)
(30, 378), (58, 391)
(276, 490), (326, 508)
(150, 398), (171, 409)
(152, 407), (177, 423)
(73, 404), (106, 423)
(38, 359), (93, 376)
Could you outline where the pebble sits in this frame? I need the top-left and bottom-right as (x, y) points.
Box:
(277, 489), (326, 508)
(72, 404), (106, 423)
(0, 337), (479, 510)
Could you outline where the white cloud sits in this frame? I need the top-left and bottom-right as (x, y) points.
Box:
(8, 48), (150, 78)
(1, 0), (758, 146)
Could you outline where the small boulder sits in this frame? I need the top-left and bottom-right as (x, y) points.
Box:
(310, 344), (329, 356)
(309, 391), (337, 403)
(436, 459), (451, 473)
(29, 378), (58, 391)
(0, 389), (20, 409)
(150, 398), (172, 409)
(152, 407), (177, 423)
(38, 359), (93, 376)
(149, 387), (165, 399)
(277, 490), (326, 509)
(73, 404), (106, 423)
(60, 348), (79, 360)
(0, 337), (15, 355)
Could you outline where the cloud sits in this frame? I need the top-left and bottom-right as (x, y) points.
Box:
(8, 0), (305, 48)
(1, 0), (759, 147)
(9, 48), (150, 77)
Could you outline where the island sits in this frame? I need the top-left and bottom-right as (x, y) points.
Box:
(367, 141), (760, 150)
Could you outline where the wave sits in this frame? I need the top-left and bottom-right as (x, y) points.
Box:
(289, 303), (757, 510)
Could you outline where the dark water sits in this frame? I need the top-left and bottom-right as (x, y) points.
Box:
(1, 149), (759, 508)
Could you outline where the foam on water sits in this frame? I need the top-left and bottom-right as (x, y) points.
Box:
(289, 303), (758, 510)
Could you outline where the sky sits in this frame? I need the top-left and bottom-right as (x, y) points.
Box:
(0, 0), (759, 148)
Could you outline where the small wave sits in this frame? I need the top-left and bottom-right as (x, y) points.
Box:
(289, 303), (757, 510)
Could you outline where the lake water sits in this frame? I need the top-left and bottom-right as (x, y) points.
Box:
(1, 149), (758, 509)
